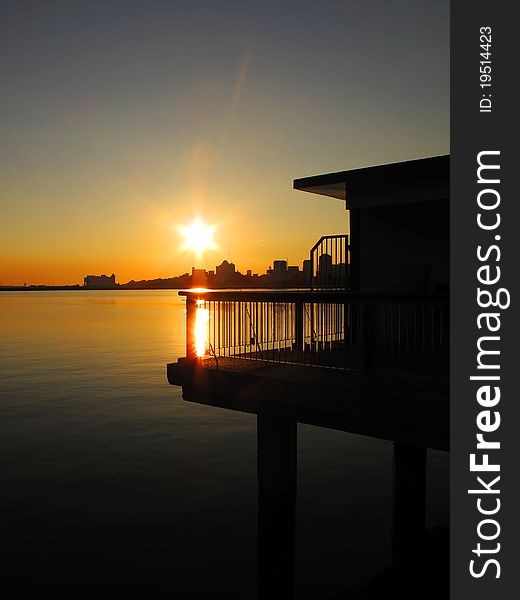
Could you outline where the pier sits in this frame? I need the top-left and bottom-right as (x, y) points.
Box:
(167, 156), (450, 597)
(167, 289), (448, 597)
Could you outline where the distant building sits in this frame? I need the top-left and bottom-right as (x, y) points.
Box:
(318, 253), (332, 274)
(191, 268), (208, 287)
(302, 259), (312, 284)
(84, 274), (116, 288)
(215, 260), (236, 286)
(271, 260), (286, 285)
(273, 260), (287, 275)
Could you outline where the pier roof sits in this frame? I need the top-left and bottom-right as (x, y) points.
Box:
(293, 155), (449, 208)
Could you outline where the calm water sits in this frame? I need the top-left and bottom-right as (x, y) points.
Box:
(0, 290), (448, 596)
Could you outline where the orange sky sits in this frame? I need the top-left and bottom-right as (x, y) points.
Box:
(0, 2), (449, 286)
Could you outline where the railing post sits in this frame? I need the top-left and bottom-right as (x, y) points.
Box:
(186, 295), (198, 360)
(309, 249), (314, 291)
(294, 301), (304, 352)
(362, 302), (375, 372)
(343, 301), (350, 346)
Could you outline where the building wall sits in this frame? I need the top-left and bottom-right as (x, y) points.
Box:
(355, 199), (449, 293)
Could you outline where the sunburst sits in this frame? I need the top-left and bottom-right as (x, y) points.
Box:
(178, 218), (217, 258)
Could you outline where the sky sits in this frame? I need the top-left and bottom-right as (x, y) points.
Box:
(0, 0), (449, 285)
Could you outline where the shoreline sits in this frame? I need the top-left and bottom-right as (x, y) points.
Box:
(0, 285), (308, 292)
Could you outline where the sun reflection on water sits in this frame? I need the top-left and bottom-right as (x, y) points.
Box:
(195, 299), (209, 357)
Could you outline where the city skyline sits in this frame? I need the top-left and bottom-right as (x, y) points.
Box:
(3, 252), (352, 289)
(75, 256), (316, 288)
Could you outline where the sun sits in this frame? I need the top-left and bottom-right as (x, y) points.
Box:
(178, 217), (218, 259)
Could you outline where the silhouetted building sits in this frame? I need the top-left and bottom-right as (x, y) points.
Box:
(191, 268), (208, 288)
(273, 260), (287, 273)
(302, 259), (312, 285)
(317, 253), (332, 274)
(215, 260), (236, 286)
(294, 156), (449, 293)
(271, 260), (287, 285)
(84, 274), (116, 288)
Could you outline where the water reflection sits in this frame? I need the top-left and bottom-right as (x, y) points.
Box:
(0, 290), (448, 597)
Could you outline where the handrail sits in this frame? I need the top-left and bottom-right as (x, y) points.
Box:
(309, 234), (349, 291)
(178, 289), (449, 304)
(309, 234), (347, 254)
(182, 291), (449, 378)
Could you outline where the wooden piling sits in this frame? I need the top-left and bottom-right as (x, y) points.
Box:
(392, 442), (427, 567)
(257, 416), (297, 600)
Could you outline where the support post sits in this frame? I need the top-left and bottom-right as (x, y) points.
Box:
(392, 442), (427, 567)
(257, 416), (297, 600)
(186, 295), (198, 360)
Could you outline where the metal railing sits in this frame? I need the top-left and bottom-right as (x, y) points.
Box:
(182, 291), (448, 379)
(310, 235), (349, 291)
